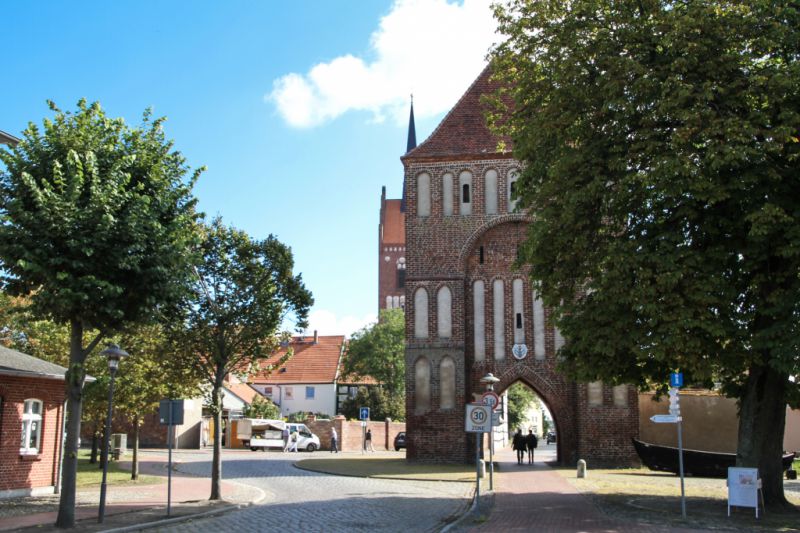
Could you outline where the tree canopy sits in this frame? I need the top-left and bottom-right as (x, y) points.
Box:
(0, 99), (202, 526)
(344, 308), (405, 399)
(172, 217), (312, 499)
(491, 0), (799, 507)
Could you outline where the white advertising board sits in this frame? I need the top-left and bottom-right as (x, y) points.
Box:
(465, 404), (491, 433)
(727, 467), (762, 517)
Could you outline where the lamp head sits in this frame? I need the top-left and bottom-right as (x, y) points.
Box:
(101, 344), (129, 372)
(480, 372), (500, 390)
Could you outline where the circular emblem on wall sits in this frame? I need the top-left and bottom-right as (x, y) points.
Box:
(512, 343), (528, 360)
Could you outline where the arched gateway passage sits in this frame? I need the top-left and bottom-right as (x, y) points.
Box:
(401, 64), (639, 467)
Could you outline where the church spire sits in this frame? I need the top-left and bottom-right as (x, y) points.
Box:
(406, 94), (417, 153)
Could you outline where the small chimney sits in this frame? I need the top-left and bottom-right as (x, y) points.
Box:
(313, 330), (319, 344)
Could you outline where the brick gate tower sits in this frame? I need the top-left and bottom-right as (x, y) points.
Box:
(402, 66), (640, 466)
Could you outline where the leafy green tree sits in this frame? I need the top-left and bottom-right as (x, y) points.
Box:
(491, 0), (800, 507)
(114, 323), (202, 479)
(243, 394), (281, 419)
(341, 386), (403, 422)
(0, 100), (201, 526)
(172, 218), (312, 500)
(344, 308), (405, 405)
(506, 382), (536, 434)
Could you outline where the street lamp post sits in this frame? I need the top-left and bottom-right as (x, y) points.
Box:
(98, 344), (129, 523)
(480, 373), (500, 491)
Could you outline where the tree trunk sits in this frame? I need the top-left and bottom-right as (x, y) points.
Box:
(131, 417), (140, 481)
(210, 385), (223, 500)
(737, 362), (791, 509)
(89, 420), (99, 464)
(55, 320), (86, 529)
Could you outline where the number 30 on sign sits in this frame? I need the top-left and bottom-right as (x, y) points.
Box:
(466, 404), (491, 433)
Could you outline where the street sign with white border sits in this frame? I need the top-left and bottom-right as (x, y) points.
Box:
(650, 414), (681, 424)
(465, 404), (491, 433)
(481, 391), (500, 410)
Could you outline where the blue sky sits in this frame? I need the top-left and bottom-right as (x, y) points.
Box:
(1, 1), (498, 336)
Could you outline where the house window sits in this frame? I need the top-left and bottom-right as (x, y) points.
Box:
(20, 399), (43, 455)
(284, 387), (294, 400)
(397, 268), (406, 289)
(306, 386), (315, 400)
(264, 387), (273, 396)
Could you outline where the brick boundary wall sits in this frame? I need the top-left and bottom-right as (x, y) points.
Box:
(306, 416), (405, 452)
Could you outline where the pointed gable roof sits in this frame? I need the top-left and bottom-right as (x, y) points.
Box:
(402, 64), (513, 163)
(250, 335), (345, 384)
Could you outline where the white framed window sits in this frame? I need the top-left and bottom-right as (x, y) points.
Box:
(284, 387), (294, 400)
(20, 399), (43, 455)
(305, 386), (315, 400)
(264, 387), (273, 396)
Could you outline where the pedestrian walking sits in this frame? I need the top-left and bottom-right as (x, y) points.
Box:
(525, 429), (538, 464)
(330, 426), (339, 453)
(282, 426), (290, 452)
(288, 429), (299, 452)
(365, 429), (374, 451)
(512, 429), (526, 465)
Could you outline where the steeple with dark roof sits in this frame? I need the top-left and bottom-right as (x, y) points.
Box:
(401, 95), (416, 212)
(406, 95), (417, 153)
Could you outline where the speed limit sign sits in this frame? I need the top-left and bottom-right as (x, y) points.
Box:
(465, 404), (491, 433)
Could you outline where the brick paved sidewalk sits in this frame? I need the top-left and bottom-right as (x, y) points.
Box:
(0, 449), (263, 532)
(458, 448), (704, 533)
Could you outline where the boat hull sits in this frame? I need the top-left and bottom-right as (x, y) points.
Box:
(632, 438), (795, 478)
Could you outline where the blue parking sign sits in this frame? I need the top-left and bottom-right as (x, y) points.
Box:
(670, 372), (683, 388)
(359, 407), (370, 420)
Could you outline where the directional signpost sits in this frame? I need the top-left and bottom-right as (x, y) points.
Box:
(650, 414), (681, 424)
(652, 373), (686, 518)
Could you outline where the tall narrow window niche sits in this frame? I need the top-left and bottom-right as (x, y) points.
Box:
(512, 278), (525, 345)
(508, 169), (520, 212)
(485, 169), (498, 215)
(437, 286), (452, 339)
(417, 172), (431, 217)
(459, 171), (472, 215)
(440, 357), (455, 409)
(493, 279), (505, 360)
(473, 280), (486, 361)
(442, 172), (454, 216)
(414, 287), (429, 338)
(532, 290), (545, 360)
(415, 357), (431, 413)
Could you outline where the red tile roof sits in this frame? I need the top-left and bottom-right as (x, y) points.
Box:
(250, 335), (345, 384)
(402, 64), (513, 162)
(226, 383), (261, 405)
(381, 199), (405, 244)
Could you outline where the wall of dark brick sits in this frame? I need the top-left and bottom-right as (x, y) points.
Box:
(404, 156), (640, 466)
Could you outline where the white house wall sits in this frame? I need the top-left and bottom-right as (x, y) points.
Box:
(252, 383), (338, 418)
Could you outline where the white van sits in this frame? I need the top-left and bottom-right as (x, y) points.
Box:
(237, 418), (320, 452)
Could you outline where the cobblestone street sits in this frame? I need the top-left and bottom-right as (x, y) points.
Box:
(156, 450), (473, 533)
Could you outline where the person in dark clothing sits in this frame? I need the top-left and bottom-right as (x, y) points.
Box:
(512, 429), (526, 465)
(525, 429), (538, 464)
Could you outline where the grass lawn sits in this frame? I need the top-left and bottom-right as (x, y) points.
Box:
(557, 466), (800, 532)
(297, 456), (476, 482)
(76, 450), (160, 487)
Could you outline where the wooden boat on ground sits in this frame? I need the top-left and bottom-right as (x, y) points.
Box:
(632, 438), (796, 478)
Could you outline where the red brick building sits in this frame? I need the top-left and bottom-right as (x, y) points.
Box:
(402, 66), (639, 466)
(0, 346), (74, 498)
(378, 101), (416, 312)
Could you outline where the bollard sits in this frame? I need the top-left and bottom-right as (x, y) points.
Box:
(478, 459), (486, 478)
(577, 459), (587, 478)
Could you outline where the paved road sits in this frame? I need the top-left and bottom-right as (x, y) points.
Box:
(156, 450), (473, 533)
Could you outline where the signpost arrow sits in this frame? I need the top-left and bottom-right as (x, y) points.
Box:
(650, 414), (682, 424)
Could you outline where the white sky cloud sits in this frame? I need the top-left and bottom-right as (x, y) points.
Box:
(304, 309), (376, 338)
(268, 0), (499, 128)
